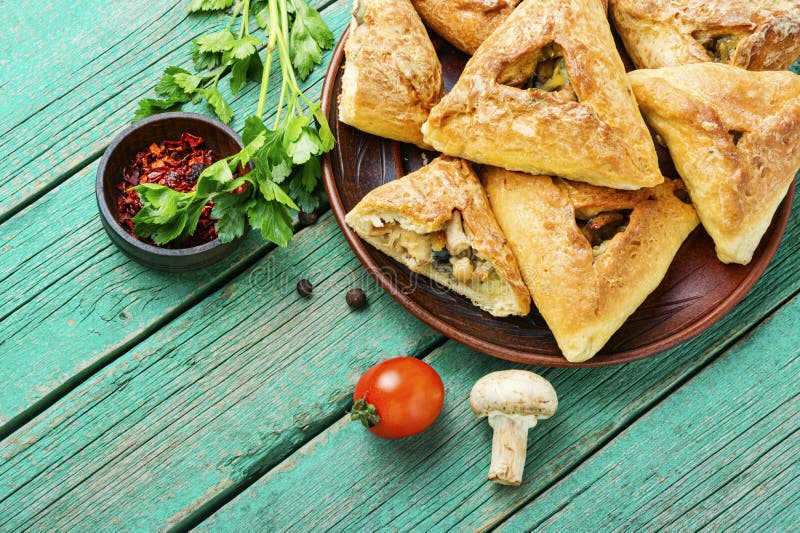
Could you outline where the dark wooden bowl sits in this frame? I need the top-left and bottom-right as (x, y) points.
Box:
(96, 112), (246, 272)
(321, 29), (795, 367)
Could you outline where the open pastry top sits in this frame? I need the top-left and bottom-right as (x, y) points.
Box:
(410, 0), (522, 55)
(610, 0), (800, 70)
(483, 167), (699, 362)
(345, 157), (531, 317)
(339, 0), (444, 149)
(629, 64), (800, 265)
(422, 0), (661, 190)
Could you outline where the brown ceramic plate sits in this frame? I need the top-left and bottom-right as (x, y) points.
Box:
(320, 28), (795, 367)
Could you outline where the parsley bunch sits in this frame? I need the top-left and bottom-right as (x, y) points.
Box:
(132, 0), (334, 247)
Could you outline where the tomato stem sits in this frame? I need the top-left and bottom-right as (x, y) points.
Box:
(350, 397), (380, 428)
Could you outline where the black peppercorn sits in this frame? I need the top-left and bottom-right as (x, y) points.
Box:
(346, 288), (367, 308)
(297, 278), (313, 297)
(298, 211), (318, 226)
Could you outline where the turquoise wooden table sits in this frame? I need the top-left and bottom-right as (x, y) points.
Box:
(1, 1), (799, 530)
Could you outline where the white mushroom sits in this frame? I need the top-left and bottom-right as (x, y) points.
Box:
(445, 210), (470, 255)
(451, 256), (473, 283)
(469, 370), (558, 485)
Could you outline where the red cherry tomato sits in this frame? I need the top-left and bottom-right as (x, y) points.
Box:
(351, 357), (445, 439)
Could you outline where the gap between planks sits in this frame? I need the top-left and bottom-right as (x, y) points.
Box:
(489, 287), (800, 531)
(168, 335), (451, 533)
(179, 287), (799, 532)
(0, 0), (350, 439)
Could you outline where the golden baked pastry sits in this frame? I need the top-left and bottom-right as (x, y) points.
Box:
(410, 0), (522, 55)
(483, 167), (699, 362)
(610, 0), (800, 71)
(345, 157), (531, 317)
(339, 0), (444, 149)
(629, 64), (800, 265)
(421, 0), (661, 190)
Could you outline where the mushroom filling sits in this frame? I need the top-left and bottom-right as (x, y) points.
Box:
(692, 31), (743, 63)
(352, 0), (367, 24)
(575, 209), (631, 256)
(368, 211), (497, 285)
(498, 43), (577, 101)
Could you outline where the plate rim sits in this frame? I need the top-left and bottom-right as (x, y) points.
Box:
(320, 29), (796, 367)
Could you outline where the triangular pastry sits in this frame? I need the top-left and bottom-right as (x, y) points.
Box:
(339, 0), (444, 149)
(345, 157), (531, 317)
(483, 167), (699, 362)
(411, 0), (609, 55)
(610, 0), (800, 71)
(410, 0), (522, 55)
(629, 64), (800, 265)
(422, 0), (662, 190)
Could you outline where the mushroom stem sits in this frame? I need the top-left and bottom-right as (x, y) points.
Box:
(487, 413), (536, 485)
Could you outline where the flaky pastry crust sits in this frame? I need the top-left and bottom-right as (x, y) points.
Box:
(610, 0), (800, 70)
(339, 0), (444, 148)
(345, 157), (531, 317)
(629, 64), (800, 265)
(410, 0), (522, 54)
(422, 0), (661, 190)
(483, 167), (699, 362)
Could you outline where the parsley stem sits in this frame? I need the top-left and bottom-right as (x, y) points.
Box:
(256, 0), (279, 120)
(225, 1), (243, 32)
(274, 75), (287, 129)
(239, 0), (250, 38)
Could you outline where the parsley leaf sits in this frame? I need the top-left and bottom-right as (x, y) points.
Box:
(230, 52), (263, 95)
(203, 87), (234, 123)
(287, 156), (325, 213)
(173, 72), (203, 94)
(187, 0), (235, 12)
(197, 30), (236, 53)
(231, 36), (262, 60)
(288, 0), (334, 80)
(247, 197), (294, 246)
(133, 98), (185, 121)
(211, 191), (249, 242)
(155, 67), (195, 101)
(131, 184), (196, 244)
(191, 40), (223, 71)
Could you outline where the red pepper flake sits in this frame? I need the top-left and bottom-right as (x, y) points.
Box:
(116, 132), (220, 248)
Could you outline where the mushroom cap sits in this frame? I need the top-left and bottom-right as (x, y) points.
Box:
(469, 370), (557, 419)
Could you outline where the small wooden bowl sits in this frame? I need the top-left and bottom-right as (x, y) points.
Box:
(96, 112), (246, 272)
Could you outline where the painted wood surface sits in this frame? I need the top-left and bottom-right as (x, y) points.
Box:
(196, 289), (800, 531)
(0, 0), (351, 433)
(0, 0), (798, 530)
(498, 296), (800, 531)
(0, 215), (441, 532)
(1, 209), (796, 530)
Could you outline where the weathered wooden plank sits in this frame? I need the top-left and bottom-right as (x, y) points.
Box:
(194, 269), (799, 529)
(0, 0), (190, 128)
(0, 0), (337, 222)
(0, 0), (352, 431)
(0, 0), (210, 219)
(497, 295), (800, 532)
(1, 179), (796, 530)
(0, 214), (441, 532)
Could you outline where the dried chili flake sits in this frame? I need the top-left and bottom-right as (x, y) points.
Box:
(117, 133), (220, 248)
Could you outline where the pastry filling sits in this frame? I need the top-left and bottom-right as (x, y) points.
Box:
(499, 43), (577, 101)
(352, 0), (367, 24)
(368, 210), (499, 286)
(575, 209), (631, 257)
(692, 32), (743, 63)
